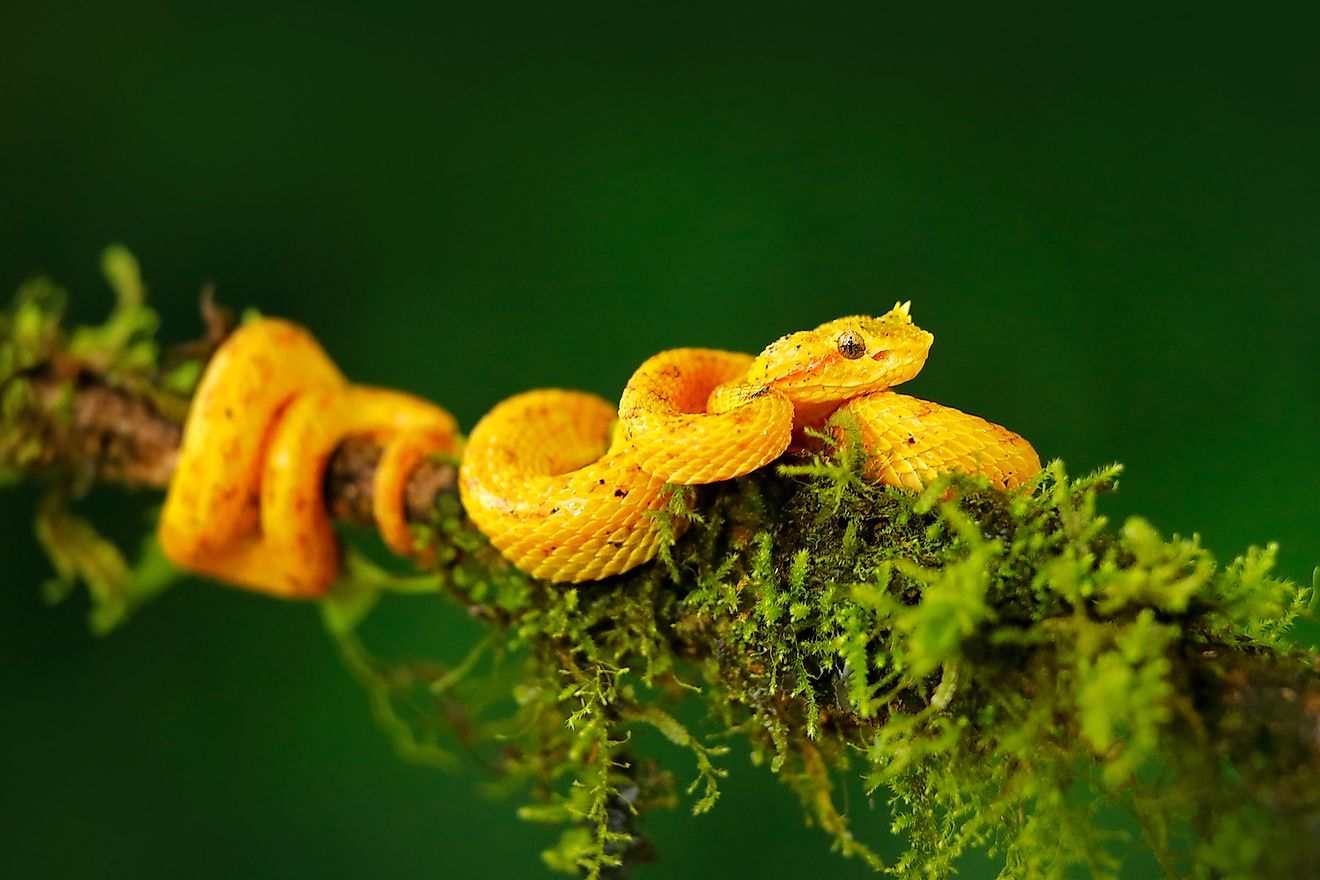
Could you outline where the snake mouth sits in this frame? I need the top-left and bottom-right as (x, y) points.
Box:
(765, 345), (926, 395)
(763, 354), (835, 388)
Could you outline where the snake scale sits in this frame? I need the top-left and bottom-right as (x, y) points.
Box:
(159, 303), (1039, 594)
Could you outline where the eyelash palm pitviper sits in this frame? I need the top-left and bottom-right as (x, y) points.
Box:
(158, 303), (1039, 595)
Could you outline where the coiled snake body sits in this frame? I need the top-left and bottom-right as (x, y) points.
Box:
(458, 303), (1039, 583)
(159, 304), (1039, 594)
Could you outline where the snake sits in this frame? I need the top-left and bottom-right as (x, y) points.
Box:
(159, 304), (1038, 595)
(158, 318), (460, 597)
(458, 302), (1040, 583)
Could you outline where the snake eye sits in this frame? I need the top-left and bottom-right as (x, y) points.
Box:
(836, 330), (866, 359)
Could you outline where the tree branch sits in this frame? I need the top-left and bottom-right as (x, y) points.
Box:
(4, 269), (1319, 878)
(23, 373), (456, 528)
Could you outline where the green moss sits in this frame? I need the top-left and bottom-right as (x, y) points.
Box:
(2, 247), (184, 631)
(321, 431), (1314, 878)
(7, 252), (1317, 878)
(66, 245), (160, 375)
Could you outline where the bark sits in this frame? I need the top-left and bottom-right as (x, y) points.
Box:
(8, 360), (1320, 878)
(25, 374), (457, 528)
(19, 371), (1320, 769)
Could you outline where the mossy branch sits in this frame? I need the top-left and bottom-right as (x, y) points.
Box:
(4, 251), (1319, 879)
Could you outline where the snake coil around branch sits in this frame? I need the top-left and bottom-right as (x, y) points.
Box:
(3, 252), (1319, 879)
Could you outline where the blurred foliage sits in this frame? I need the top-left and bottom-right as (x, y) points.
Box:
(2, 249), (185, 631)
(35, 491), (178, 635)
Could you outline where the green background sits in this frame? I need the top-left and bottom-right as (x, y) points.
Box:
(2, 3), (1317, 877)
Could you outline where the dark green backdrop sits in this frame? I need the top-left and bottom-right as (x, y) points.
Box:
(3, 3), (1317, 878)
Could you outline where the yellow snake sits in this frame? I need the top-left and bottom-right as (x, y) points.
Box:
(158, 319), (460, 597)
(159, 304), (1039, 595)
(459, 303), (1039, 583)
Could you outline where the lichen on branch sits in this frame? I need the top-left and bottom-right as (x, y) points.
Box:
(3, 251), (1319, 879)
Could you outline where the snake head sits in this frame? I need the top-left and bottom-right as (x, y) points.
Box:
(744, 302), (934, 404)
